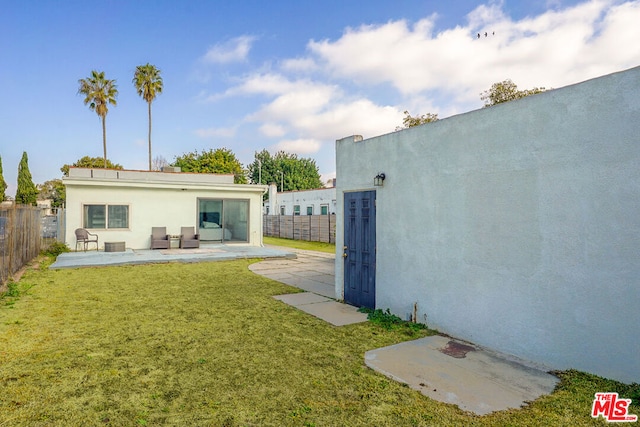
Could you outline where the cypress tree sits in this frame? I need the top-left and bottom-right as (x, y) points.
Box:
(0, 155), (6, 202)
(15, 151), (38, 206)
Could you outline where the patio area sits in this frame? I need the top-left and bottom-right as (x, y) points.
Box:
(50, 243), (295, 269)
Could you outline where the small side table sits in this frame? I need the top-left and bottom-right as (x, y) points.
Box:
(104, 241), (125, 252)
(169, 235), (181, 249)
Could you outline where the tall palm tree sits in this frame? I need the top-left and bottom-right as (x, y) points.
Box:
(133, 64), (163, 170)
(78, 71), (118, 168)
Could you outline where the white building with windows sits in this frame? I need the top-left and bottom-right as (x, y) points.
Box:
(263, 183), (336, 216)
(63, 168), (267, 250)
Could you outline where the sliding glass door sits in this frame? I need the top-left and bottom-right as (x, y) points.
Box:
(198, 198), (248, 242)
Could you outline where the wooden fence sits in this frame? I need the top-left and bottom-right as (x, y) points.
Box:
(0, 206), (44, 285)
(263, 214), (336, 243)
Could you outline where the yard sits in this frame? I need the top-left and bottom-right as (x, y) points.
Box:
(0, 256), (637, 426)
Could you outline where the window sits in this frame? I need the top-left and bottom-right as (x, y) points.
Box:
(198, 198), (249, 242)
(280, 205), (285, 215)
(108, 205), (129, 228)
(83, 204), (129, 229)
(320, 204), (329, 215)
(306, 206), (313, 215)
(293, 205), (300, 216)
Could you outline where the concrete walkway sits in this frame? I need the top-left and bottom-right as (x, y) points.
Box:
(249, 247), (336, 298)
(253, 246), (559, 416)
(249, 247), (369, 326)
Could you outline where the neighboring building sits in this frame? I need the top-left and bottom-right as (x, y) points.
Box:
(335, 66), (640, 384)
(36, 199), (53, 215)
(64, 168), (267, 249)
(263, 183), (336, 216)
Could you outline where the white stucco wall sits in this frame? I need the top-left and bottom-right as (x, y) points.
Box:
(335, 66), (640, 383)
(64, 169), (266, 249)
(264, 186), (337, 215)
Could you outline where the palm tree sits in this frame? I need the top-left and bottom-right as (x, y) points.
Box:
(133, 64), (163, 170)
(78, 71), (118, 168)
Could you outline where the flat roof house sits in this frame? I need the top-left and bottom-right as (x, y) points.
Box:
(63, 168), (267, 250)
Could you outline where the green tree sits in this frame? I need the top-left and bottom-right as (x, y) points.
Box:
(396, 110), (439, 130)
(133, 63), (163, 171)
(15, 152), (38, 206)
(61, 156), (124, 176)
(0, 155), (7, 202)
(172, 148), (247, 184)
(481, 79), (548, 107)
(37, 179), (66, 208)
(247, 150), (323, 193)
(78, 70), (118, 167)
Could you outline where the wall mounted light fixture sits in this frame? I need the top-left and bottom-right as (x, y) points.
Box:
(374, 172), (386, 187)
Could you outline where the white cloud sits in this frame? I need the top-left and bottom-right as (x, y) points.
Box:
(198, 0), (640, 178)
(193, 127), (236, 138)
(280, 57), (318, 73)
(259, 123), (286, 137)
(271, 138), (322, 155)
(306, 0), (640, 106)
(202, 36), (256, 64)
(243, 75), (402, 140)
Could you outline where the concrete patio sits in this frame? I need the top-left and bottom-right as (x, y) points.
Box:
(49, 243), (295, 269)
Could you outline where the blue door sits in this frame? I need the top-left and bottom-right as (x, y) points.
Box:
(343, 191), (376, 309)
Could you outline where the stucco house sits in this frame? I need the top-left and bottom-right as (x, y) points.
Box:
(263, 183), (336, 216)
(335, 66), (640, 384)
(63, 167), (267, 250)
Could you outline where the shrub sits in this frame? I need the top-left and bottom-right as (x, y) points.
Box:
(42, 242), (70, 257)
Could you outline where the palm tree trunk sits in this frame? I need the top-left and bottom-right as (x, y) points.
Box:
(102, 114), (107, 168)
(148, 101), (152, 171)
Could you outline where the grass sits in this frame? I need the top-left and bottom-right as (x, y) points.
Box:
(263, 236), (336, 254)
(0, 259), (638, 426)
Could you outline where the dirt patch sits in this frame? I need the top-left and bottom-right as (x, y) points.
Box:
(1, 258), (41, 292)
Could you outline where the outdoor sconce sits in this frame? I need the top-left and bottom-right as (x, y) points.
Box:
(374, 172), (386, 187)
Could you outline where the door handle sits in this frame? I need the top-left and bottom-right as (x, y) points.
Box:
(343, 246), (348, 258)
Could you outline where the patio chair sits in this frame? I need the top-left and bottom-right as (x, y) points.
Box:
(150, 227), (171, 249)
(179, 226), (200, 249)
(75, 228), (99, 251)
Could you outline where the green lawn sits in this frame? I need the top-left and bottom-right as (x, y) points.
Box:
(264, 236), (336, 254)
(0, 258), (637, 426)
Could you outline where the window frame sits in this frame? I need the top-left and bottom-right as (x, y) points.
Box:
(293, 205), (301, 216)
(306, 206), (313, 215)
(82, 203), (130, 230)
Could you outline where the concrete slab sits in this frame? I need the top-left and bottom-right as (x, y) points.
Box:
(365, 335), (559, 415)
(249, 251), (336, 299)
(273, 292), (331, 305)
(273, 292), (368, 326)
(296, 299), (368, 326)
(50, 244), (295, 269)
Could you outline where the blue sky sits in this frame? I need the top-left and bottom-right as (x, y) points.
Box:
(1, 0), (639, 196)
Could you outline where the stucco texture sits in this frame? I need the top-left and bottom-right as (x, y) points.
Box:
(336, 66), (640, 383)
